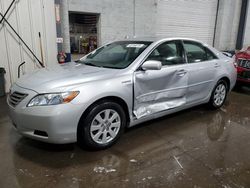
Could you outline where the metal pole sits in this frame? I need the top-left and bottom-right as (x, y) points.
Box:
(0, 13), (44, 68)
(55, 0), (63, 53)
(133, 0), (136, 37)
(61, 0), (71, 62)
(212, 0), (220, 47)
(0, 0), (16, 24)
(38, 32), (45, 66)
(18, 62), (26, 78)
(236, 0), (249, 50)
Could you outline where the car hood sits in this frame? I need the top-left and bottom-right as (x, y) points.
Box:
(236, 52), (250, 59)
(16, 62), (119, 93)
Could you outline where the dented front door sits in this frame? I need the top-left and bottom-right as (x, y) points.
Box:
(133, 40), (188, 118)
(133, 65), (188, 119)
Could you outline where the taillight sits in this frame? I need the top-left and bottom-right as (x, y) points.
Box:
(233, 62), (238, 68)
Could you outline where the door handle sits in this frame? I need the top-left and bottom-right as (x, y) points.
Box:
(214, 63), (221, 68)
(177, 69), (187, 76)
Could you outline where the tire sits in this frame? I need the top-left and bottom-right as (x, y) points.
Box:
(77, 100), (126, 150)
(208, 80), (228, 109)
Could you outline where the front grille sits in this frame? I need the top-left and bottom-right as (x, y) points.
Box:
(238, 59), (250, 69)
(238, 70), (250, 79)
(8, 91), (28, 107)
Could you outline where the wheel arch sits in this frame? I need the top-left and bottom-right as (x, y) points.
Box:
(218, 76), (231, 91)
(77, 96), (130, 132)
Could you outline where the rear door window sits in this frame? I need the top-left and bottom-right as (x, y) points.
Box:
(183, 41), (217, 63)
(206, 48), (218, 60)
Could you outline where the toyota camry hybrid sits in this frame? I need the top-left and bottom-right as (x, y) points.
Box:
(8, 38), (237, 149)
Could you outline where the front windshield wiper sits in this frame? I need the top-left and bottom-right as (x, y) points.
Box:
(77, 60), (103, 68)
(99, 65), (122, 69)
(76, 60), (122, 69)
(86, 63), (103, 68)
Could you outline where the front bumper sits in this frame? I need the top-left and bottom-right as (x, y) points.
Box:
(7, 84), (84, 144)
(237, 67), (250, 84)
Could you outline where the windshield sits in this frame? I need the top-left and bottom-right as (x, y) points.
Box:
(78, 41), (152, 69)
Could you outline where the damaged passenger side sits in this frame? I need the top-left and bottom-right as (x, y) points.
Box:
(133, 40), (189, 118)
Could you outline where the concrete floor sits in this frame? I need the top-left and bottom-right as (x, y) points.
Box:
(1, 88), (250, 188)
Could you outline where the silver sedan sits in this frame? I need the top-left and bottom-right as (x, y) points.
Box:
(8, 38), (237, 149)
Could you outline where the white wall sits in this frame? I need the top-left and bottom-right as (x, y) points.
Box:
(0, 0), (57, 92)
(69, 0), (242, 50)
(68, 0), (157, 45)
(156, 0), (218, 45)
(134, 0), (157, 37)
(243, 1), (250, 48)
(214, 0), (242, 50)
(69, 0), (133, 45)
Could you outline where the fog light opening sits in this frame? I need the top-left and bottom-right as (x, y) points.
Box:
(34, 130), (48, 137)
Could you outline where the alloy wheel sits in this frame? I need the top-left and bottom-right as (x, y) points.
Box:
(90, 109), (121, 144)
(213, 83), (226, 106)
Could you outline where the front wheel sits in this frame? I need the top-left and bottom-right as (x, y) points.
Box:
(208, 80), (228, 109)
(77, 101), (126, 150)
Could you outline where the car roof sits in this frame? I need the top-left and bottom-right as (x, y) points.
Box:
(122, 36), (204, 43)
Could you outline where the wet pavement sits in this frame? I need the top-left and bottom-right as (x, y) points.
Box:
(0, 87), (250, 188)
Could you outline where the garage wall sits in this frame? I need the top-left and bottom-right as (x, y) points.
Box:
(134, 0), (157, 37)
(68, 0), (157, 45)
(0, 0), (57, 92)
(214, 0), (242, 50)
(243, 1), (250, 48)
(69, 0), (133, 45)
(156, 0), (218, 45)
(156, 0), (242, 50)
(69, 0), (245, 49)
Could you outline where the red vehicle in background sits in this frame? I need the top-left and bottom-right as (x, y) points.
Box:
(235, 47), (250, 87)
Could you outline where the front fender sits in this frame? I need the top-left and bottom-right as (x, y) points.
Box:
(69, 74), (134, 124)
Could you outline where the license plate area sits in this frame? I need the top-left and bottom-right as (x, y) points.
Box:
(238, 70), (250, 79)
(238, 59), (250, 69)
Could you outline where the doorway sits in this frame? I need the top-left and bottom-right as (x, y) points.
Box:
(69, 12), (99, 61)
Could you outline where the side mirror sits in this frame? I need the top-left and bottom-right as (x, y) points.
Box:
(141, 60), (162, 71)
(222, 52), (233, 58)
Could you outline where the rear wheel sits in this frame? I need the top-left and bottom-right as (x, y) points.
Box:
(77, 101), (126, 150)
(208, 80), (228, 109)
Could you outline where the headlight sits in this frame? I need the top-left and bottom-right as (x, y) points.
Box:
(27, 91), (79, 107)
